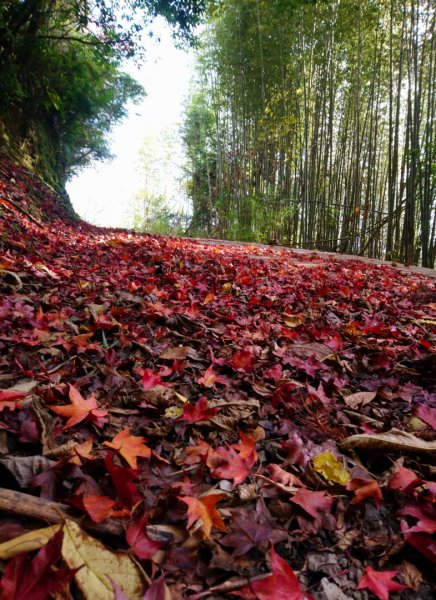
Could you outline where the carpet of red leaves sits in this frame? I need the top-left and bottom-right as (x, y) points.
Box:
(0, 156), (435, 599)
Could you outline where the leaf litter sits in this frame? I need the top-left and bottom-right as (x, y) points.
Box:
(0, 156), (435, 598)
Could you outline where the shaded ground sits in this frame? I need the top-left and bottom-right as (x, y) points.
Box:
(0, 156), (435, 599)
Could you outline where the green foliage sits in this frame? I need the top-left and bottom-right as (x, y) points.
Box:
(182, 88), (218, 234)
(130, 194), (189, 236)
(127, 130), (189, 235)
(182, 0), (435, 265)
(0, 0), (207, 189)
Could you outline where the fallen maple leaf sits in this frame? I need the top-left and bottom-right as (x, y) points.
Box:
(398, 503), (436, 534)
(104, 453), (141, 509)
(346, 478), (382, 506)
(181, 396), (220, 423)
(231, 349), (256, 372)
(69, 438), (94, 465)
(356, 566), (409, 600)
(233, 430), (259, 462)
(126, 514), (162, 560)
(290, 488), (334, 519)
(203, 291), (215, 304)
(0, 529), (77, 600)
(388, 462), (421, 493)
(103, 428), (151, 469)
(265, 463), (305, 488)
(0, 387), (27, 412)
(416, 404), (436, 429)
(197, 365), (228, 388)
(234, 547), (315, 599)
(179, 493), (226, 538)
(137, 368), (167, 390)
(219, 507), (272, 557)
(68, 494), (128, 523)
(50, 385), (108, 429)
(207, 445), (255, 486)
(184, 439), (211, 464)
(142, 575), (168, 600)
(401, 521), (436, 563)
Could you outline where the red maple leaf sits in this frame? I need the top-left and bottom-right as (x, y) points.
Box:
(197, 365), (228, 388)
(50, 384), (108, 429)
(235, 547), (315, 599)
(231, 349), (256, 372)
(264, 363), (283, 381)
(0, 529), (77, 600)
(388, 463), (421, 493)
(179, 493), (227, 538)
(401, 521), (436, 563)
(137, 368), (168, 390)
(181, 397), (220, 423)
(416, 404), (436, 429)
(346, 478), (382, 506)
(290, 488), (333, 519)
(104, 453), (141, 509)
(207, 445), (255, 486)
(126, 514), (162, 560)
(356, 566), (409, 600)
(0, 388), (26, 411)
(398, 503), (436, 534)
(232, 430), (259, 462)
(265, 464), (305, 488)
(68, 494), (129, 523)
(185, 439), (211, 464)
(103, 428), (151, 468)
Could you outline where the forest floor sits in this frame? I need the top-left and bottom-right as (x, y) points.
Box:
(0, 156), (435, 600)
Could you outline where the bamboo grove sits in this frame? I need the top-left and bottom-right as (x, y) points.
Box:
(182, 0), (435, 266)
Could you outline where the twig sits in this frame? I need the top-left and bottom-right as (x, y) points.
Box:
(0, 487), (125, 537)
(188, 573), (271, 598)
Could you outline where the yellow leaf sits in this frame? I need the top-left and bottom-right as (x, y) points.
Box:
(222, 282), (232, 293)
(0, 525), (61, 560)
(408, 417), (427, 431)
(165, 405), (184, 419)
(62, 520), (145, 600)
(203, 291), (214, 305)
(283, 316), (304, 328)
(343, 321), (362, 337)
(312, 452), (350, 485)
(107, 238), (122, 247)
(173, 390), (189, 403)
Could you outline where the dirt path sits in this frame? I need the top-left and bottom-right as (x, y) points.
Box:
(189, 236), (436, 278)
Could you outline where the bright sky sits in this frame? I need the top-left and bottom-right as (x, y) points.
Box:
(66, 18), (194, 227)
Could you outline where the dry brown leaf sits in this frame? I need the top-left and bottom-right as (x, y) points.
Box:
(290, 342), (334, 361)
(320, 578), (352, 600)
(0, 455), (56, 487)
(341, 428), (436, 455)
(159, 346), (191, 360)
(237, 483), (259, 501)
(62, 520), (145, 600)
(208, 398), (260, 431)
(343, 391), (377, 409)
(400, 560), (423, 590)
